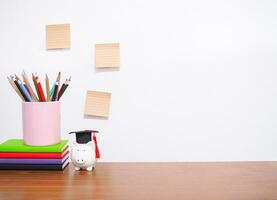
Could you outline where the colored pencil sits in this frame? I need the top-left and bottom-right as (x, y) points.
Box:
(58, 77), (71, 100)
(32, 73), (41, 101)
(19, 82), (33, 102)
(14, 74), (21, 82)
(14, 76), (32, 102)
(50, 72), (61, 99)
(23, 84), (32, 97)
(22, 71), (38, 101)
(35, 74), (46, 102)
(12, 76), (28, 102)
(45, 74), (50, 102)
(7, 77), (25, 101)
(56, 72), (61, 101)
(51, 83), (58, 101)
(12, 76), (22, 93)
(50, 85), (55, 98)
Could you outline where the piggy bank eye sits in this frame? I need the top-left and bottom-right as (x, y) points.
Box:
(77, 149), (79, 152)
(83, 149), (86, 152)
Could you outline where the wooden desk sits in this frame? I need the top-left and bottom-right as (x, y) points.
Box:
(0, 162), (277, 200)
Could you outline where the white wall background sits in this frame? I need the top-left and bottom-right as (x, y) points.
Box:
(0, 0), (277, 162)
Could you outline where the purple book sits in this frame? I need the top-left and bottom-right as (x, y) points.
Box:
(0, 156), (68, 164)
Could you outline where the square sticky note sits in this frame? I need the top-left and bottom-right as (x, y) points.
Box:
(95, 43), (120, 68)
(84, 90), (111, 117)
(46, 24), (70, 49)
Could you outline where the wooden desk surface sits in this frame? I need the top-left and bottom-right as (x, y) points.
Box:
(0, 162), (277, 200)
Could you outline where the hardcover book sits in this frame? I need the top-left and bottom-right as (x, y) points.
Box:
(0, 158), (69, 170)
(0, 155), (68, 164)
(0, 139), (68, 152)
(0, 148), (69, 159)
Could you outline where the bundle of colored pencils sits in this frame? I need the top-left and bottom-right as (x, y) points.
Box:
(7, 72), (71, 102)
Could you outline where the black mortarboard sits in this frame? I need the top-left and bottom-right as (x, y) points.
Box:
(69, 130), (99, 144)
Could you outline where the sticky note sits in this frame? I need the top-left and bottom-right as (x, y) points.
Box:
(46, 24), (70, 49)
(95, 43), (120, 68)
(84, 90), (111, 117)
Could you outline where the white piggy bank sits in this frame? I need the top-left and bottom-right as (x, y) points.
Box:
(70, 142), (96, 171)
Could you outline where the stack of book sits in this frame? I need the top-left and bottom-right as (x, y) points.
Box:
(0, 139), (69, 170)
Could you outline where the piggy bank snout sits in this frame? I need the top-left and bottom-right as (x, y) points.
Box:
(76, 158), (85, 164)
(72, 148), (92, 164)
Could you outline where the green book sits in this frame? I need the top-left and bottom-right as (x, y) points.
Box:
(0, 139), (68, 152)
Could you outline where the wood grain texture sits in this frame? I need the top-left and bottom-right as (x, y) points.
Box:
(0, 162), (277, 200)
(46, 24), (70, 49)
(95, 43), (120, 68)
(84, 90), (111, 117)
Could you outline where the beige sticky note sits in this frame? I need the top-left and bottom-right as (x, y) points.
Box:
(95, 43), (120, 68)
(46, 24), (70, 49)
(85, 90), (111, 117)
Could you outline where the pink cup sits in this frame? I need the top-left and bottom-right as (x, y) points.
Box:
(22, 102), (61, 146)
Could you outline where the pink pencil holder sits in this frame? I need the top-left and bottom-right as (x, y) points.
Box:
(22, 102), (61, 146)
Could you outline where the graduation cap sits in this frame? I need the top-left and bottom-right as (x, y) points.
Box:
(69, 130), (100, 158)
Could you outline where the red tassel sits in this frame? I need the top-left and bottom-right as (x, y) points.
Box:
(93, 134), (100, 159)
